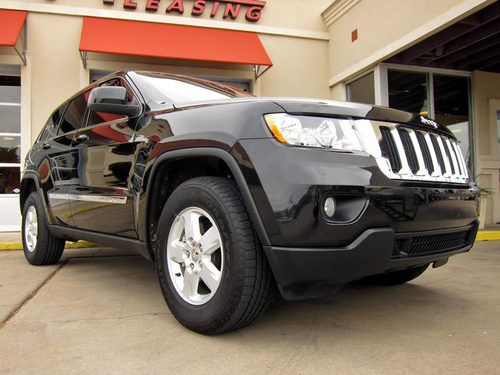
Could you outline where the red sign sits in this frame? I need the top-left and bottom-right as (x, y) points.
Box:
(103, 0), (267, 22)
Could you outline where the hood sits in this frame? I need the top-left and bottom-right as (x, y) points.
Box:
(169, 97), (454, 137)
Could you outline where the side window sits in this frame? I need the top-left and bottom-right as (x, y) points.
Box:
(39, 103), (68, 141)
(87, 78), (136, 127)
(58, 92), (89, 134)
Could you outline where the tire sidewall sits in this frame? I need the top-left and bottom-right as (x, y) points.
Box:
(22, 193), (45, 264)
(156, 182), (245, 331)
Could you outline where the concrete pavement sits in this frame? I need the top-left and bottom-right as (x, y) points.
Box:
(0, 242), (499, 374)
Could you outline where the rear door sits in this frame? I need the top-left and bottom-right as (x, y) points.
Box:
(66, 77), (140, 238)
(38, 102), (78, 227)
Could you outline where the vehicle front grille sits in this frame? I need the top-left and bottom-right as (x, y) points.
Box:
(369, 122), (469, 183)
(392, 227), (473, 258)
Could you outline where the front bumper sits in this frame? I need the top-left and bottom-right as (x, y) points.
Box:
(232, 139), (479, 300)
(264, 222), (478, 300)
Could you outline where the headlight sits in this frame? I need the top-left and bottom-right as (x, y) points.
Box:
(264, 113), (364, 151)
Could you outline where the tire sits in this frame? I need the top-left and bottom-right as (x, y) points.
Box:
(362, 264), (430, 286)
(156, 177), (274, 334)
(22, 192), (65, 265)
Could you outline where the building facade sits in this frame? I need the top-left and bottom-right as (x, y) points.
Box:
(0, 0), (498, 231)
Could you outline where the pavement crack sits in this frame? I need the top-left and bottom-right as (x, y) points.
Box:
(43, 311), (169, 324)
(0, 259), (68, 329)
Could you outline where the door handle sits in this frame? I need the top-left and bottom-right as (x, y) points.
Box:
(73, 134), (89, 145)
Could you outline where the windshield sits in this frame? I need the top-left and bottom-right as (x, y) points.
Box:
(131, 72), (252, 106)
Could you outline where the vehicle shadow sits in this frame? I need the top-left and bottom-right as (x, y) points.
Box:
(63, 249), (475, 343)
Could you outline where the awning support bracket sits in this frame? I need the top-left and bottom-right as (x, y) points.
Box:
(254, 65), (271, 80)
(80, 51), (88, 69)
(13, 45), (26, 65)
(13, 24), (27, 65)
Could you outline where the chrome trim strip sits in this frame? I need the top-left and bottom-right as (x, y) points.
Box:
(48, 193), (127, 205)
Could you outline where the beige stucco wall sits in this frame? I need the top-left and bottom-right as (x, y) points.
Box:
(473, 71), (500, 225)
(25, 0), (332, 31)
(258, 35), (329, 98)
(324, 0), (494, 85)
(27, 13), (84, 142)
(7, 0), (331, 144)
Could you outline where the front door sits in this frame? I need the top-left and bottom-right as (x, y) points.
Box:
(67, 78), (139, 238)
(0, 73), (21, 232)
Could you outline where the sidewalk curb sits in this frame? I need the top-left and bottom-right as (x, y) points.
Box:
(1, 231), (499, 251)
(0, 241), (97, 251)
(476, 231), (500, 241)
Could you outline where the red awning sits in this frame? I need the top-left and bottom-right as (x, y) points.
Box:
(79, 17), (272, 67)
(0, 9), (27, 46)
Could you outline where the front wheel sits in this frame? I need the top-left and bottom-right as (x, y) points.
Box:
(22, 192), (65, 265)
(156, 177), (274, 334)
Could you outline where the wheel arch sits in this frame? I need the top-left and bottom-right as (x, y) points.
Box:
(143, 147), (271, 260)
(20, 173), (57, 230)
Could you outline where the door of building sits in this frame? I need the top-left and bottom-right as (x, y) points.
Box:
(490, 99), (500, 225)
(0, 73), (21, 232)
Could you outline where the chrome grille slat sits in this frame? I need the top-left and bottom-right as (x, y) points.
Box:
(423, 133), (442, 177)
(444, 138), (460, 177)
(408, 130), (428, 176)
(435, 136), (453, 177)
(452, 141), (468, 178)
(389, 128), (412, 175)
(366, 121), (469, 184)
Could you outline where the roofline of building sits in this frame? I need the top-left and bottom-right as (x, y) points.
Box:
(1, 0), (330, 41)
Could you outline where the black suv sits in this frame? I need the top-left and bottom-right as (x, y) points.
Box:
(21, 71), (479, 334)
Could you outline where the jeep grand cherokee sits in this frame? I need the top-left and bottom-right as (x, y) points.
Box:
(20, 71), (479, 334)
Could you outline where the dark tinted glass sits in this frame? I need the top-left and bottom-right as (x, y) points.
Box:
(39, 103), (68, 141)
(388, 70), (429, 115)
(0, 135), (20, 163)
(347, 72), (375, 104)
(59, 93), (89, 134)
(0, 167), (20, 194)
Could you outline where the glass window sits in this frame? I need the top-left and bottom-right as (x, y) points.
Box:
(347, 72), (375, 104)
(59, 92), (89, 134)
(388, 70), (429, 115)
(0, 167), (20, 194)
(433, 75), (471, 163)
(0, 135), (21, 163)
(39, 103), (68, 141)
(0, 76), (21, 103)
(0, 74), (21, 195)
(0, 104), (20, 133)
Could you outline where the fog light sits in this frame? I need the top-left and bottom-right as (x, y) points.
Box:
(324, 197), (336, 218)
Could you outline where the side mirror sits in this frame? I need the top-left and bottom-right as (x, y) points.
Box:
(87, 87), (141, 117)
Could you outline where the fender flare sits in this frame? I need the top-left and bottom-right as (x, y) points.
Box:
(144, 147), (271, 247)
(20, 172), (55, 226)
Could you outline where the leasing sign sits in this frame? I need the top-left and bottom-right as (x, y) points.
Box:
(102, 0), (267, 22)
